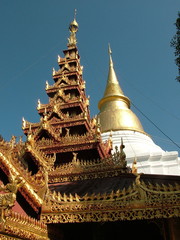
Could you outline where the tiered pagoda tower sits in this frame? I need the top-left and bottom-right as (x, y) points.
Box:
(22, 17), (111, 175)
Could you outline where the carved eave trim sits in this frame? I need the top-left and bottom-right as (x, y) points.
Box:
(49, 119), (92, 132)
(37, 136), (103, 154)
(48, 114), (90, 127)
(41, 177), (180, 223)
(52, 71), (82, 81)
(56, 101), (86, 113)
(0, 152), (43, 206)
(27, 122), (59, 143)
(1, 144), (47, 193)
(26, 143), (55, 171)
(0, 210), (48, 240)
(49, 168), (131, 183)
(37, 104), (51, 114)
(58, 57), (79, 66)
(54, 76), (77, 86)
(22, 119), (40, 131)
(48, 152), (130, 183)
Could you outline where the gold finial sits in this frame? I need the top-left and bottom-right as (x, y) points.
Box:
(108, 43), (113, 67)
(37, 99), (41, 109)
(108, 43), (112, 54)
(68, 10), (79, 47)
(74, 9), (77, 20)
(46, 81), (49, 90)
(22, 117), (26, 128)
(52, 67), (56, 76)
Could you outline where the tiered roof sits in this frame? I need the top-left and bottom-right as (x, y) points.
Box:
(22, 17), (111, 175)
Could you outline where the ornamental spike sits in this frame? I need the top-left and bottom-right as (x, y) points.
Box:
(52, 67), (56, 76)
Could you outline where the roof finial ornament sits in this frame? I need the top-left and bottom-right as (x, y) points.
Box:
(68, 9), (79, 47)
(74, 8), (77, 21)
(108, 43), (113, 67)
(108, 43), (112, 55)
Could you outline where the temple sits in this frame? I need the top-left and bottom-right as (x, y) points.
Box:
(0, 15), (180, 240)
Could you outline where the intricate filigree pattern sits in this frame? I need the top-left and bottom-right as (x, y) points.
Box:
(0, 210), (48, 240)
(42, 176), (180, 223)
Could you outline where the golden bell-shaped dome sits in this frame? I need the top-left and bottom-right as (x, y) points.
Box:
(69, 19), (78, 33)
(69, 9), (79, 33)
(67, 10), (79, 47)
(98, 46), (145, 134)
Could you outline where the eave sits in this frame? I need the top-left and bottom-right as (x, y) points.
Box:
(0, 209), (48, 240)
(0, 150), (43, 209)
(41, 174), (180, 223)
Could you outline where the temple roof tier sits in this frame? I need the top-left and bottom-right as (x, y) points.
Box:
(35, 133), (107, 153)
(41, 173), (180, 224)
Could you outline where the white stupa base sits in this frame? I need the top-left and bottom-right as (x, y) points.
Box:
(101, 130), (180, 176)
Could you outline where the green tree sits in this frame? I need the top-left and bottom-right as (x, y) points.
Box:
(171, 12), (180, 82)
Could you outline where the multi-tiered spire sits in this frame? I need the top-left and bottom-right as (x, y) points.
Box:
(22, 15), (111, 173)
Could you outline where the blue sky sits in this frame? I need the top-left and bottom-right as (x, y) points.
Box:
(0, 0), (180, 154)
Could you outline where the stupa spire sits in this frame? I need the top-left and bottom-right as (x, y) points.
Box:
(101, 44), (125, 100)
(99, 44), (129, 109)
(98, 45), (145, 134)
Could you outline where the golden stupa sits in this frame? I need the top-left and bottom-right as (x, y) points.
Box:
(98, 45), (145, 134)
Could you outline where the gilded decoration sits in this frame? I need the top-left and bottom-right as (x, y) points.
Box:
(25, 142), (56, 171)
(0, 174), (24, 222)
(0, 210), (48, 240)
(0, 142), (49, 239)
(0, 140), (46, 209)
(36, 131), (104, 150)
(67, 13), (78, 48)
(48, 143), (129, 182)
(42, 174), (180, 224)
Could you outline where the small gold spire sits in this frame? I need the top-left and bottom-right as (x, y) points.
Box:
(98, 45), (128, 109)
(101, 44), (125, 100)
(98, 45), (145, 134)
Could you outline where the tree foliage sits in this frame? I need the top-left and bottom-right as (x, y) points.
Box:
(171, 12), (180, 82)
